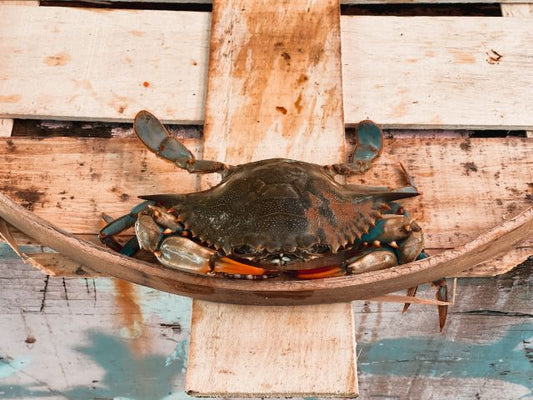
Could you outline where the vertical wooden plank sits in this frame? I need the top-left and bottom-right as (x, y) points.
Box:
(187, 0), (357, 396)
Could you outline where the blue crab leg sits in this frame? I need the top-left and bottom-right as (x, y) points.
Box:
(134, 110), (230, 175)
(324, 120), (383, 175)
(98, 201), (153, 254)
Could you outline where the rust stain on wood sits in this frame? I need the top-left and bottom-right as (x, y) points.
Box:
(0, 95), (21, 103)
(129, 30), (145, 37)
(206, 0), (343, 163)
(44, 52), (71, 67)
(114, 279), (148, 354)
(449, 49), (476, 64)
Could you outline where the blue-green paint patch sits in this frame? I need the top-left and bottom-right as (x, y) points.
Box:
(0, 244), (44, 258)
(358, 323), (533, 393)
(166, 338), (188, 373)
(0, 355), (32, 379)
(136, 288), (192, 328)
(62, 330), (183, 400)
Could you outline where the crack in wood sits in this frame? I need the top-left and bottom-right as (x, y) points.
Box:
(39, 274), (50, 312)
(454, 310), (533, 318)
(62, 277), (69, 302)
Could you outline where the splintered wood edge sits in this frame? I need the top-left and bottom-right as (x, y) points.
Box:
(1, 191), (531, 305)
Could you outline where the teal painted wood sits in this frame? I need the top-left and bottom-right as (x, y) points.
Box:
(0, 253), (531, 399)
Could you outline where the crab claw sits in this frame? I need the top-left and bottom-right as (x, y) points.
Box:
(345, 248), (398, 274)
(324, 120), (383, 176)
(154, 236), (266, 277)
(134, 111), (229, 175)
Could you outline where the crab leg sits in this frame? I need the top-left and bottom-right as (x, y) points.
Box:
(98, 201), (153, 254)
(325, 120), (383, 175)
(134, 111), (230, 175)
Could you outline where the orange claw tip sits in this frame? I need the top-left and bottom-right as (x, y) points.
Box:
(296, 266), (344, 280)
(213, 257), (266, 276)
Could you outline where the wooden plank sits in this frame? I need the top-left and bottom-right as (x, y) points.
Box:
(0, 255), (531, 398)
(0, 1), (38, 4)
(1, 135), (531, 277)
(341, 16), (533, 129)
(52, 0), (533, 4)
(1, 136), (530, 246)
(1, 6), (533, 129)
(0, 0), (38, 140)
(187, 0), (356, 396)
(0, 5), (209, 124)
(501, 2), (533, 138)
(188, 302), (357, 397)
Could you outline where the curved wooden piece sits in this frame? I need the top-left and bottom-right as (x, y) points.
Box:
(0, 191), (531, 305)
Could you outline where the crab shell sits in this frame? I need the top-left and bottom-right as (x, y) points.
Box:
(143, 158), (418, 268)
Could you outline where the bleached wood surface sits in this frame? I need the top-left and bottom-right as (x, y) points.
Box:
(54, 0), (533, 4)
(1, 6), (533, 129)
(186, 0), (357, 396)
(501, 3), (533, 14)
(0, 119), (13, 137)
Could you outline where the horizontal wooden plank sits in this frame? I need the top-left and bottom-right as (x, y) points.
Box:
(0, 5), (210, 124)
(50, 0), (533, 4)
(0, 135), (531, 278)
(0, 255), (531, 398)
(1, 6), (533, 128)
(2, 136), (531, 247)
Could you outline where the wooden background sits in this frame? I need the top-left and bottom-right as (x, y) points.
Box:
(1, 1), (532, 399)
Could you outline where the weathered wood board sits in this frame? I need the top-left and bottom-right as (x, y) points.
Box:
(0, 253), (531, 398)
(0, 1), (532, 399)
(185, 0), (357, 396)
(51, 0), (533, 4)
(1, 6), (533, 129)
(1, 136), (531, 265)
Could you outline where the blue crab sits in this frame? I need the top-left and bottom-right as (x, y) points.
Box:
(99, 111), (448, 328)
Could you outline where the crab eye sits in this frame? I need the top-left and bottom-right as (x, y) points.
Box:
(232, 245), (255, 256)
(310, 244), (330, 254)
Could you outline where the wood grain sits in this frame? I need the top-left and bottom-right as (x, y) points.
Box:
(188, 301), (357, 397)
(0, 4), (210, 123)
(1, 136), (530, 247)
(188, 0), (356, 396)
(1, 188), (532, 306)
(0, 256), (531, 399)
(1, 6), (533, 129)
(52, 0), (533, 4)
